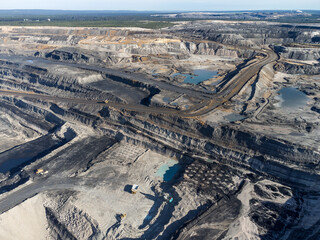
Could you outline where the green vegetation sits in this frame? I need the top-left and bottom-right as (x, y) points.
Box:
(0, 10), (319, 28)
(0, 20), (175, 29)
(0, 10), (178, 29)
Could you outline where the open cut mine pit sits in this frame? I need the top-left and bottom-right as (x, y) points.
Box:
(0, 18), (319, 240)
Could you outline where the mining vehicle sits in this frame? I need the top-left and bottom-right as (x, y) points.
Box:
(35, 168), (48, 175)
(131, 184), (139, 194)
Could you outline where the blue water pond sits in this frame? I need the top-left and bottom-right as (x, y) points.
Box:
(173, 69), (219, 85)
(155, 159), (180, 181)
(278, 87), (309, 109)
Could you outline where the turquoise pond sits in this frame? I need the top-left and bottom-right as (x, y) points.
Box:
(278, 87), (309, 109)
(155, 159), (180, 181)
(172, 69), (219, 85)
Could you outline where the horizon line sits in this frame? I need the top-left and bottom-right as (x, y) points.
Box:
(0, 9), (318, 12)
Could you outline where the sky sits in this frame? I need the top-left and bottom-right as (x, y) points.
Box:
(0, 0), (319, 11)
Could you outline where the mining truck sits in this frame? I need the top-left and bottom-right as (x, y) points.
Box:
(35, 168), (48, 175)
(131, 184), (139, 194)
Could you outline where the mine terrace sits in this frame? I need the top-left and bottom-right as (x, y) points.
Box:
(0, 11), (319, 240)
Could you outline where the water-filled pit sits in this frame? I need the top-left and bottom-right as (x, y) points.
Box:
(277, 87), (309, 111)
(155, 159), (180, 181)
(172, 69), (219, 85)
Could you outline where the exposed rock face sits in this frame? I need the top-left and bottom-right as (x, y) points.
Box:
(311, 106), (320, 114)
(0, 23), (319, 240)
(0, 59), (124, 103)
(273, 45), (320, 61)
(184, 41), (251, 57)
(0, 42), (318, 191)
(135, 115), (320, 191)
(274, 62), (320, 74)
(45, 194), (102, 240)
(0, 27), (257, 67)
(38, 40), (253, 65)
(169, 21), (320, 47)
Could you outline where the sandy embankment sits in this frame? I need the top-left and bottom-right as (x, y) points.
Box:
(0, 194), (48, 240)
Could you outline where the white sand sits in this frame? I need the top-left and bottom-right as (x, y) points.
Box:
(223, 183), (260, 240)
(0, 194), (48, 240)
